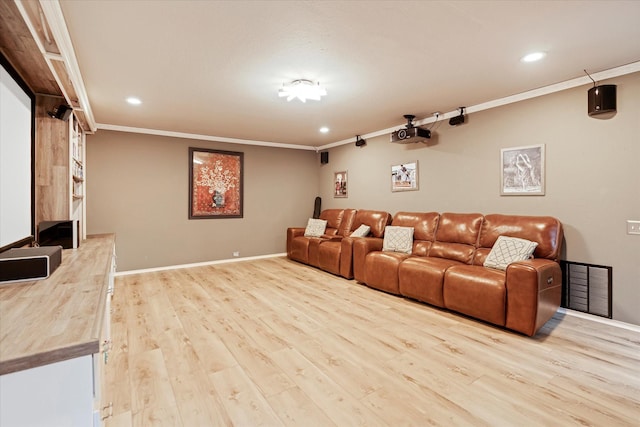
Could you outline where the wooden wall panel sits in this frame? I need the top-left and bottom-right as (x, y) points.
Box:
(35, 95), (69, 226)
(0, 1), (61, 96)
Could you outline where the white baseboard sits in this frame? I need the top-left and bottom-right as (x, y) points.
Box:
(114, 252), (286, 276)
(558, 307), (640, 332)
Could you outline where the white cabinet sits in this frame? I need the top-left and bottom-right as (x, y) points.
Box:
(0, 236), (116, 427)
(0, 356), (95, 426)
(0, 281), (113, 427)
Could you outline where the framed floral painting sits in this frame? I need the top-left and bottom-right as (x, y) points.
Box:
(189, 147), (243, 219)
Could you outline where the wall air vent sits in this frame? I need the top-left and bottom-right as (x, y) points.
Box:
(561, 260), (612, 318)
(391, 114), (431, 144)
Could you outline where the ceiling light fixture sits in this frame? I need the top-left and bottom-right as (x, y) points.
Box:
(319, 126), (329, 133)
(126, 97), (142, 105)
(278, 79), (327, 103)
(521, 52), (546, 63)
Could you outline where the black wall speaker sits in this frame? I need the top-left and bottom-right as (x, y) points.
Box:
(320, 152), (329, 164)
(57, 105), (73, 121)
(49, 104), (73, 121)
(588, 84), (616, 116)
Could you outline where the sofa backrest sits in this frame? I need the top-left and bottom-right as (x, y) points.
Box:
(473, 214), (563, 265)
(352, 209), (392, 238)
(392, 212), (440, 256)
(429, 212), (484, 263)
(319, 209), (356, 236)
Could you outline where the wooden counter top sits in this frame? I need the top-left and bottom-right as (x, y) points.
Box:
(0, 234), (115, 375)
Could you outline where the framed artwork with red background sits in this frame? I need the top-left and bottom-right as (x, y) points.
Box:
(189, 147), (244, 219)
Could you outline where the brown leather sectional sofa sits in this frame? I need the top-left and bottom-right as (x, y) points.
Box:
(287, 209), (391, 278)
(287, 209), (563, 336)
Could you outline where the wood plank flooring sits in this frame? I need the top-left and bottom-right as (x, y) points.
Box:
(104, 257), (640, 426)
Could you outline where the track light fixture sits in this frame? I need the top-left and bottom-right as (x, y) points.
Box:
(355, 135), (366, 147)
(449, 107), (466, 126)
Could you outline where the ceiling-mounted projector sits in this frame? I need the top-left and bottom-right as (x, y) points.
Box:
(391, 114), (431, 144)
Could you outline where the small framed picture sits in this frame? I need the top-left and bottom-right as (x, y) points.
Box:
(334, 171), (348, 198)
(391, 161), (419, 192)
(500, 144), (545, 195)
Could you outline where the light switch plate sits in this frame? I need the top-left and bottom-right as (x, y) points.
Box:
(627, 220), (640, 235)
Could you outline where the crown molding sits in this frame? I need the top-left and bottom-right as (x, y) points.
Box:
(96, 123), (317, 151)
(319, 61), (640, 150)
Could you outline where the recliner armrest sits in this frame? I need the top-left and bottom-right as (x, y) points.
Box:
(321, 235), (343, 242)
(505, 259), (562, 336)
(352, 237), (385, 282)
(286, 227), (305, 257)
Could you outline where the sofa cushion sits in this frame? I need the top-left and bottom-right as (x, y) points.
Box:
(382, 226), (414, 254)
(444, 265), (506, 326)
(318, 241), (342, 275)
(364, 251), (410, 294)
(429, 212), (483, 263)
(390, 212), (439, 256)
(352, 210), (392, 238)
(435, 212), (484, 245)
(398, 256), (464, 307)
(391, 212), (440, 241)
(478, 214), (562, 261)
(483, 236), (538, 271)
(319, 209), (344, 230)
(304, 218), (327, 237)
(350, 224), (371, 237)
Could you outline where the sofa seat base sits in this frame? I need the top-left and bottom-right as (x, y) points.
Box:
(289, 236), (313, 264)
(444, 265), (506, 326)
(398, 257), (463, 307)
(318, 241), (342, 275)
(363, 251), (411, 294)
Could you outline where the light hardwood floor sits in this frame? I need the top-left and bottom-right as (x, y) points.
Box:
(104, 257), (640, 426)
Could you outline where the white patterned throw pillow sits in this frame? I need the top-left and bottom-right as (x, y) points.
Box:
(483, 236), (538, 271)
(350, 224), (371, 238)
(303, 218), (327, 237)
(382, 226), (414, 254)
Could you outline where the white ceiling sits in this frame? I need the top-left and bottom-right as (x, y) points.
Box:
(58, 0), (640, 148)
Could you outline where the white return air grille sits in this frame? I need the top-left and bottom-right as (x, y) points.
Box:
(561, 261), (612, 318)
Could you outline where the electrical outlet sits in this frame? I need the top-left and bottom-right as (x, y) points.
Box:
(627, 220), (640, 235)
(233, 251), (240, 257)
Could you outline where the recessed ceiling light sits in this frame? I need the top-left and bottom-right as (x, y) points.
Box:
(126, 97), (142, 105)
(319, 127), (329, 133)
(521, 52), (546, 63)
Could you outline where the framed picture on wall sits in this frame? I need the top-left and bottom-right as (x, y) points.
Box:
(500, 144), (545, 195)
(189, 147), (244, 218)
(334, 170), (348, 198)
(391, 161), (419, 192)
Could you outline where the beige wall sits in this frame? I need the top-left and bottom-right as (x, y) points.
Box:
(320, 72), (640, 325)
(86, 131), (318, 271)
(87, 73), (639, 325)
